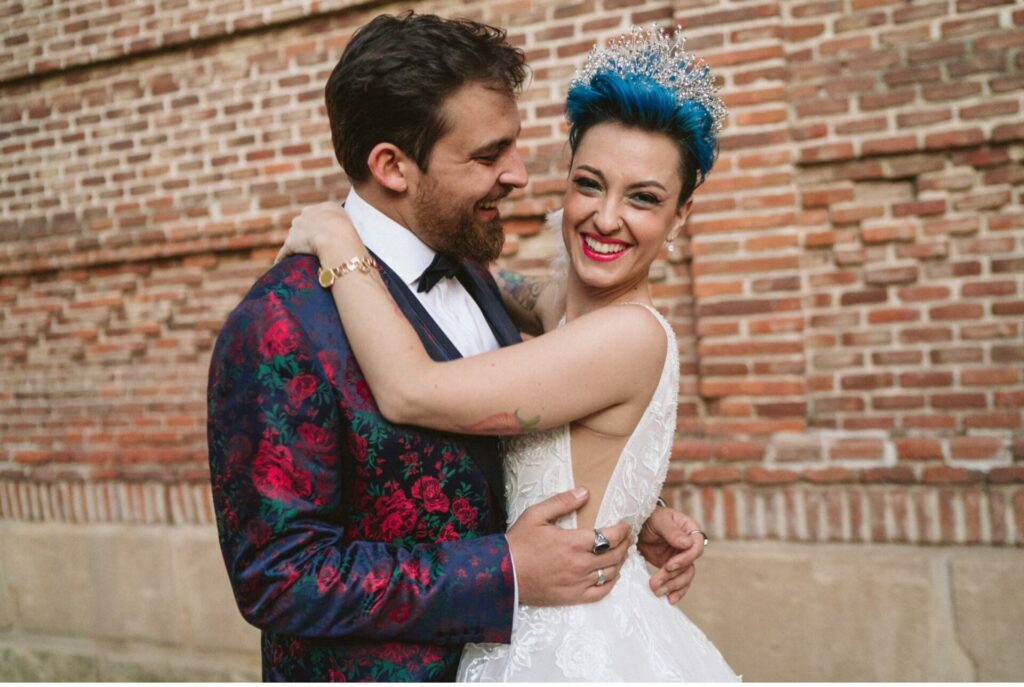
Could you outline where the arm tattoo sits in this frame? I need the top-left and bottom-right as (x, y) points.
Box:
(498, 269), (546, 313)
(461, 408), (541, 435)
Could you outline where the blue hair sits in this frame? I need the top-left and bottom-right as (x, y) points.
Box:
(566, 70), (719, 204)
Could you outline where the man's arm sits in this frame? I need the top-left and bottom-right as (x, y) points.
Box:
(493, 269), (566, 336)
(208, 300), (514, 644)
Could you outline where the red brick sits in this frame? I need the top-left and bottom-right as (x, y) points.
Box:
(901, 327), (953, 344)
(930, 346), (982, 366)
(804, 468), (857, 484)
(922, 467), (983, 485)
(923, 81), (983, 101)
(860, 226), (914, 245)
(929, 303), (984, 320)
(803, 187), (854, 207)
(671, 440), (713, 462)
(831, 440), (885, 460)
(745, 467), (800, 485)
(688, 467), (743, 485)
(701, 379), (806, 397)
(964, 412), (1021, 430)
(865, 265), (919, 285)
(949, 437), (1004, 460)
(861, 135), (919, 156)
(892, 200), (946, 218)
(995, 391), (1024, 407)
(800, 142), (856, 164)
(988, 467), (1024, 484)
(932, 393), (988, 409)
(897, 109), (953, 128)
(962, 367), (1020, 386)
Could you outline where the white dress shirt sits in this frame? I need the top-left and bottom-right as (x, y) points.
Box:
(344, 188), (500, 358)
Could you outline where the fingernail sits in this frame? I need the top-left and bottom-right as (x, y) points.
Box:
(572, 487), (588, 499)
(656, 587), (667, 597)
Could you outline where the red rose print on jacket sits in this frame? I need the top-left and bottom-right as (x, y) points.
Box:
(316, 565), (345, 593)
(317, 349), (340, 381)
(399, 558), (433, 588)
(298, 422), (335, 452)
(286, 373), (319, 407)
(451, 498), (478, 528)
(437, 522), (460, 542)
(259, 318), (300, 358)
(374, 490), (417, 540)
(246, 518), (272, 548)
(410, 476), (449, 513)
(348, 433), (369, 462)
(252, 441), (312, 504)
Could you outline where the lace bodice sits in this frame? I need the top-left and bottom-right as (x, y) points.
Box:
(501, 302), (679, 536)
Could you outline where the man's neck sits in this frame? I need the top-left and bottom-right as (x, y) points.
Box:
(352, 183), (419, 238)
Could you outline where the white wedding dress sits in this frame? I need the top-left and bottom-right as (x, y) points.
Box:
(458, 304), (739, 682)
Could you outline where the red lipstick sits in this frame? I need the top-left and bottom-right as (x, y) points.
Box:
(579, 232), (631, 262)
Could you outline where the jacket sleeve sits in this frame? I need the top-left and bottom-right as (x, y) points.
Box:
(207, 292), (515, 644)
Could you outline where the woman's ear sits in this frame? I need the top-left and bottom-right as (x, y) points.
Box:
(668, 197), (694, 243)
(366, 143), (412, 194)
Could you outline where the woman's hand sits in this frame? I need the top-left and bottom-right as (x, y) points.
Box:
(637, 506), (706, 604)
(274, 202), (365, 266)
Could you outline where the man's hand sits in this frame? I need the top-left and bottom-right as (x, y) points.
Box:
(637, 505), (706, 604)
(506, 488), (633, 606)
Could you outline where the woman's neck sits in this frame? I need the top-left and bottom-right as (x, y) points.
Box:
(564, 273), (653, 321)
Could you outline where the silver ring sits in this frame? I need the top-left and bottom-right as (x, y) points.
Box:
(689, 529), (709, 546)
(592, 528), (611, 555)
(595, 567), (606, 586)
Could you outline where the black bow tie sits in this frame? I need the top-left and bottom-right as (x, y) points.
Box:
(417, 252), (461, 293)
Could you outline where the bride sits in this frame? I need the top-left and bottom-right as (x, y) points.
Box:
(278, 26), (738, 682)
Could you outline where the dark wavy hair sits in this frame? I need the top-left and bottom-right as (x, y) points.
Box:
(325, 12), (527, 183)
(566, 69), (720, 206)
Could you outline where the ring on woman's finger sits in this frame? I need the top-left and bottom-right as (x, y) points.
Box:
(592, 528), (611, 555)
(688, 529), (709, 546)
(595, 567), (607, 586)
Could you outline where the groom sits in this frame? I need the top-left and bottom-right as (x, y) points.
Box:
(208, 11), (705, 682)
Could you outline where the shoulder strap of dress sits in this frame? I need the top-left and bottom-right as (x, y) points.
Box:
(617, 301), (672, 330)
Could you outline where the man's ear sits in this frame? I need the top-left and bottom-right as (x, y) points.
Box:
(366, 142), (413, 194)
(668, 197), (694, 243)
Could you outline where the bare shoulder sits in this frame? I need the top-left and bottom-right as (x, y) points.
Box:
(566, 303), (669, 371)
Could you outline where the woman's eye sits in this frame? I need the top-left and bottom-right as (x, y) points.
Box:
(632, 192), (659, 206)
(573, 177), (601, 192)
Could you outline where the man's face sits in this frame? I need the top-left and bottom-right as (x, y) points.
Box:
(407, 81), (527, 263)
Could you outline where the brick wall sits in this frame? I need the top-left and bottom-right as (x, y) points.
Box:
(1, 0), (1022, 546)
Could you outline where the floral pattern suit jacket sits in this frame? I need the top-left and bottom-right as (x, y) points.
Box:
(207, 253), (521, 681)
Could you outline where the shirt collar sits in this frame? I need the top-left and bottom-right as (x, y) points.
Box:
(344, 187), (437, 288)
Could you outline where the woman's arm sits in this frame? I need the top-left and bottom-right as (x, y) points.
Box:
(278, 203), (666, 436)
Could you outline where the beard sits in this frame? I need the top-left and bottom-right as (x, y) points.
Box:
(412, 176), (506, 263)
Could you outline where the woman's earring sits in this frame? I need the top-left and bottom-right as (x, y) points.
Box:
(666, 240), (676, 254)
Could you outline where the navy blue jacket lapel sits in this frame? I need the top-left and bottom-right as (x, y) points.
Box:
(369, 249), (463, 362)
(457, 263), (523, 348)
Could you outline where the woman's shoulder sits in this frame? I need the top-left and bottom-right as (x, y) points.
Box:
(569, 302), (670, 361)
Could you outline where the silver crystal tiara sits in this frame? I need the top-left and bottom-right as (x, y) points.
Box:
(569, 24), (727, 132)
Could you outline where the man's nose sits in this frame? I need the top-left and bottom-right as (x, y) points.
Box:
(499, 146), (528, 189)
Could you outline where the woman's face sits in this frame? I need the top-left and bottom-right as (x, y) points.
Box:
(562, 121), (691, 296)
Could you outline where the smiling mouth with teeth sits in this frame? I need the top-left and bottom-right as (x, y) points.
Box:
(584, 235), (626, 254)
